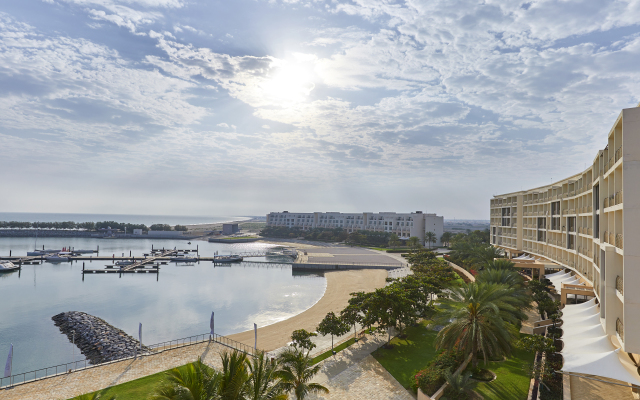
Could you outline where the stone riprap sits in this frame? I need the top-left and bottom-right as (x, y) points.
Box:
(52, 311), (150, 364)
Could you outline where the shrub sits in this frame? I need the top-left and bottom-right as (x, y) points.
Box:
(443, 385), (470, 400)
(414, 366), (444, 396)
(413, 350), (464, 395)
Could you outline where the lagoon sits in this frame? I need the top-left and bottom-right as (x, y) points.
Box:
(0, 237), (325, 375)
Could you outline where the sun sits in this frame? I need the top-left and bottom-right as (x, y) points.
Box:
(261, 57), (316, 105)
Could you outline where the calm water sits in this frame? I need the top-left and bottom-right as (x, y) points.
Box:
(0, 238), (325, 375)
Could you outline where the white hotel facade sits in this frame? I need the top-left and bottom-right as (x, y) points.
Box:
(490, 106), (640, 393)
(266, 211), (444, 246)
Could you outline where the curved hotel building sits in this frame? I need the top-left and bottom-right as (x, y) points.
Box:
(490, 106), (640, 394)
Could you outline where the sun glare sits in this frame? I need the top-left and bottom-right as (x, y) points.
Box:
(261, 59), (316, 104)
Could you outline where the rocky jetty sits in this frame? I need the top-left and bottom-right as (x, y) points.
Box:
(52, 311), (151, 364)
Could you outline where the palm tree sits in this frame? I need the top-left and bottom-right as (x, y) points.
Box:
(246, 352), (288, 400)
(441, 370), (474, 400)
(440, 232), (453, 248)
(484, 258), (515, 270)
(434, 282), (517, 368)
(219, 351), (250, 400)
(425, 231), (437, 249)
(276, 348), (329, 400)
(150, 358), (221, 400)
(407, 236), (422, 251)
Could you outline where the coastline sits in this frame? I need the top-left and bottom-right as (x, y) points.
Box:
(226, 269), (388, 351)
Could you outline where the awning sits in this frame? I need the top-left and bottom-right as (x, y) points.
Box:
(561, 301), (640, 386)
(562, 350), (640, 386)
(546, 270), (568, 279)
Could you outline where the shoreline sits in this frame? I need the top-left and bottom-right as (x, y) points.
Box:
(226, 269), (388, 351)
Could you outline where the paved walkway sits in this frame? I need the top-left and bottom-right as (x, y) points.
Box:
(570, 374), (634, 400)
(1, 340), (226, 400)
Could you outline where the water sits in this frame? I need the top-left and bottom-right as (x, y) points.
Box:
(0, 238), (326, 376)
(0, 212), (254, 226)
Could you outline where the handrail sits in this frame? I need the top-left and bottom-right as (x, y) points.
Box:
(616, 275), (623, 295)
(0, 332), (257, 388)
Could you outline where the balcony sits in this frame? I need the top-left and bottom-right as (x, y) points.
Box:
(615, 190), (623, 206)
(615, 145), (622, 164)
(617, 318), (624, 341)
(616, 234), (623, 250)
(616, 275), (624, 295)
(604, 197), (609, 208)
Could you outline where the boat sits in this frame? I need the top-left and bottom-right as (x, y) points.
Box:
(46, 255), (70, 263)
(0, 261), (20, 272)
(74, 249), (96, 254)
(212, 255), (243, 263)
(115, 260), (134, 266)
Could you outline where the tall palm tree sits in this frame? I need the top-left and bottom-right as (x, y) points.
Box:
(476, 269), (531, 318)
(276, 348), (329, 400)
(151, 358), (221, 400)
(435, 282), (517, 368)
(219, 351), (250, 400)
(484, 258), (515, 270)
(246, 352), (288, 400)
(425, 231), (437, 249)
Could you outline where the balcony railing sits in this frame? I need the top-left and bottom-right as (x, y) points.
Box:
(615, 190), (623, 206)
(616, 275), (624, 295)
(615, 145), (622, 164)
(604, 197), (609, 208)
(617, 318), (624, 340)
(616, 234), (623, 250)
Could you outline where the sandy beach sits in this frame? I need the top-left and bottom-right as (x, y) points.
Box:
(227, 269), (388, 351)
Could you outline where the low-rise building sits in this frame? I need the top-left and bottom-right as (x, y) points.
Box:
(266, 211), (444, 246)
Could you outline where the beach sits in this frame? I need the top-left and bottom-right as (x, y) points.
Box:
(227, 269), (388, 351)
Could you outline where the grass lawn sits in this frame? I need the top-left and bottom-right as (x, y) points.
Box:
(76, 365), (185, 400)
(372, 320), (439, 389)
(311, 337), (356, 364)
(471, 346), (535, 400)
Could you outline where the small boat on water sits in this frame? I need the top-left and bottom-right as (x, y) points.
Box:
(115, 260), (134, 266)
(212, 255), (243, 263)
(46, 255), (70, 263)
(74, 249), (96, 254)
(0, 261), (20, 272)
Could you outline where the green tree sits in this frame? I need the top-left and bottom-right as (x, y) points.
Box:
(218, 351), (249, 400)
(425, 231), (437, 249)
(276, 348), (329, 400)
(151, 358), (221, 400)
(388, 233), (401, 249)
(441, 370), (474, 400)
(440, 232), (453, 248)
(69, 393), (116, 400)
(340, 304), (361, 340)
(174, 225), (189, 232)
(407, 236), (422, 251)
(484, 258), (515, 270)
(317, 312), (350, 351)
(435, 283), (518, 368)
(246, 352), (288, 400)
(290, 329), (317, 354)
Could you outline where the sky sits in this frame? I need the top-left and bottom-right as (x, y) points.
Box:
(2, 0), (640, 219)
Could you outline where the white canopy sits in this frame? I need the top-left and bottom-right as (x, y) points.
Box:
(562, 335), (613, 354)
(546, 270), (568, 279)
(549, 273), (572, 283)
(562, 304), (600, 322)
(561, 301), (640, 386)
(562, 349), (640, 386)
(554, 278), (582, 292)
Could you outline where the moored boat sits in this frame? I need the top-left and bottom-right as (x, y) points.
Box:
(212, 255), (243, 263)
(46, 255), (70, 263)
(0, 261), (21, 272)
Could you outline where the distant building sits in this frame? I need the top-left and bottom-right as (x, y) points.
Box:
(222, 223), (239, 235)
(266, 211), (444, 246)
(133, 229), (143, 235)
(147, 230), (184, 238)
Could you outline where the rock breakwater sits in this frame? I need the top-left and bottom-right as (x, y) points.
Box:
(52, 311), (151, 364)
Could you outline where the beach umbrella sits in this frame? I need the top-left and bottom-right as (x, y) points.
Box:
(139, 323), (142, 351)
(4, 343), (12, 379)
(254, 323), (257, 350)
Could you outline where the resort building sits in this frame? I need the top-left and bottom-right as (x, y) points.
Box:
(266, 211), (444, 246)
(490, 105), (640, 394)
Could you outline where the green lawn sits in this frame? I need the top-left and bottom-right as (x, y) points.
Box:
(75, 364), (187, 400)
(372, 320), (439, 389)
(471, 346), (535, 400)
(312, 337), (356, 364)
